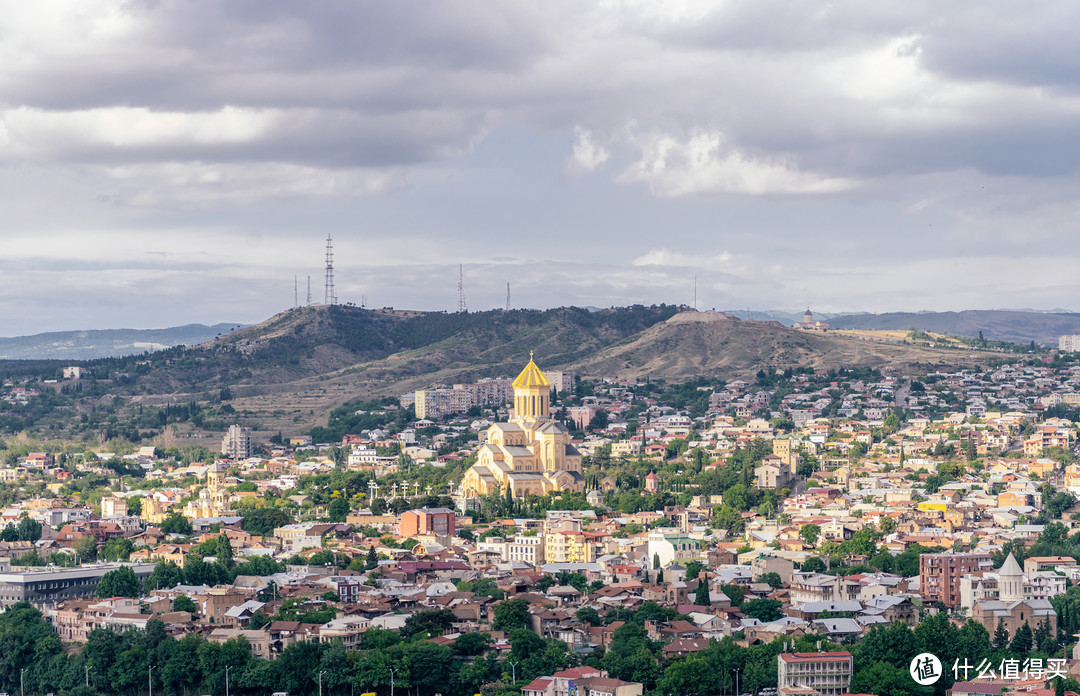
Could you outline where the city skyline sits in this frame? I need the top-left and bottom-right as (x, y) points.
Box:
(3, 2), (1080, 334)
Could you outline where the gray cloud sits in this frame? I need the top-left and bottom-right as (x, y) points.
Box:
(1, 1), (1080, 332)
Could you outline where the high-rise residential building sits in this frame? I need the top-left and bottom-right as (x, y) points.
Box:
(545, 370), (575, 393)
(221, 424), (253, 460)
(920, 551), (993, 608)
(1060, 335), (1080, 352)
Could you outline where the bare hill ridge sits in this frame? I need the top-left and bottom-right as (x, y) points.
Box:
(90, 305), (1003, 434)
(571, 311), (995, 379)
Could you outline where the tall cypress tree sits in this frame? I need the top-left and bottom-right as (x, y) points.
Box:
(993, 619), (1010, 650)
(694, 579), (710, 606)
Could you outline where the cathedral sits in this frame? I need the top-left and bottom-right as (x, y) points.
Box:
(459, 354), (585, 498)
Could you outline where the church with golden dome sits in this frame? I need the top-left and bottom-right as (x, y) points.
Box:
(459, 354), (584, 499)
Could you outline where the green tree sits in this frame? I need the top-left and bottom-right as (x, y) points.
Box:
(365, 545), (378, 570)
(800, 524), (821, 546)
(402, 609), (456, 639)
(993, 619), (1009, 650)
(327, 497), (350, 522)
(683, 560), (706, 581)
(1008, 622), (1033, 653)
(493, 598), (531, 632)
(74, 536), (98, 563)
(721, 584), (745, 607)
(240, 506), (294, 536)
(694, 579), (710, 606)
(759, 572), (783, 589)
(173, 594), (198, 613)
(146, 560), (184, 590)
(96, 566), (141, 598)
(723, 484), (750, 511)
(15, 517), (42, 542)
(741, 599), (783, 622)
(576, 606), (603, 626)
(101, 537), (135, 562)
(849, 662), (920, 696)
(161, 512), (193, 536)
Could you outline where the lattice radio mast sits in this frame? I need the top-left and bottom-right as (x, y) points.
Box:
(506, 282), (511, 311)
(324, 234), (336, 305)
(306, 276), (311, 305)
(456, 264), (467, 313)
(294, 276), (298, 308)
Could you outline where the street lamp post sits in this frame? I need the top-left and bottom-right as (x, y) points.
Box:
(389, 667), (398, 696)
(20, 668), (26, 696)
(508, 660), (519, 683)
(149, 664), (155, 696)
(85, 664), (89, 688)
(225, 665), (232, 696)
(734, 668), (741, 696)
(319, 670), (325, 696)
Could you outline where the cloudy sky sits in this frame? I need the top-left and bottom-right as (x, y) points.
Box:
(3, 1), (1080, 334)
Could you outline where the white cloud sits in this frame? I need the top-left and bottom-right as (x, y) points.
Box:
(632, 248), (734, 268)
(617, 130), (856, 196)
(565, 126), (610, 177)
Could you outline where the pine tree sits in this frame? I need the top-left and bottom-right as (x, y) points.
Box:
(1008, 622), (1033, 653)
(993, 619), (1010, 650)
(653, 553), (661, 569)
(365, 545), (378, 570)
(657, 568), (664, 584)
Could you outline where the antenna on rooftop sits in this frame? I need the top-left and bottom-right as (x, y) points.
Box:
(506, 282), (511, 311)
(457, 264), (468, 313)
(324, 234), (337, 305)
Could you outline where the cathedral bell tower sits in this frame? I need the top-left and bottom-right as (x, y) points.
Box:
(512, 352), (552, 421)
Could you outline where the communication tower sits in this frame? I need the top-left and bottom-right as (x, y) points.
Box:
(456, 264), (467, 313)
(324, 234), (337, 305)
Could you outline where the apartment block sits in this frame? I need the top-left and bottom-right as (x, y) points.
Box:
(920, 552), (993, 608)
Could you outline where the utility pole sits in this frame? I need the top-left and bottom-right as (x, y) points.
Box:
(294, 275), (298, 308)
(319, 670), (325, 696)
(21, 667), (26, 696)
(226, 665), (232, 696)
(307, 276), (312, 305)
(506, 282), (510, 311)
(148, 665), (154, 696)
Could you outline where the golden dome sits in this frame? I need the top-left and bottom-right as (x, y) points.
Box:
(512, 352), (552, 389)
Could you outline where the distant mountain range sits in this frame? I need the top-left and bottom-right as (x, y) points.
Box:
(0, 324), (246, 360)
(825, 310), (1080, 346)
